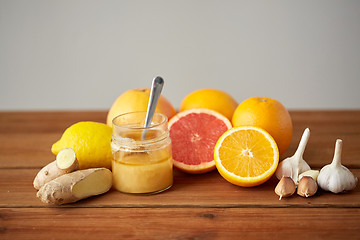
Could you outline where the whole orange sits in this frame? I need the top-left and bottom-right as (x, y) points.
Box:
(179, 89), (238, 120)
(106, 88), (176, 126)
(232, 97), (292, 157)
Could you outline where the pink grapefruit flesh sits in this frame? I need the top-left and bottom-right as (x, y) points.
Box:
(168, 108), (232, 174)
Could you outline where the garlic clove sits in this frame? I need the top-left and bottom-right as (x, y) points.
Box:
(275, 128), (311, 184)
(317, 139), (358, 194)
(275, 176), (296, 200)
(299, 170), (320, 182)
(297, 176), (318, 197)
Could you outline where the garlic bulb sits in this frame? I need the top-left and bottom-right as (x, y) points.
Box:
(275, 128), (311, 184)
(317, 139), (358, 193)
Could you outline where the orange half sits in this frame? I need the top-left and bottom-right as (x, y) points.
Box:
(214, 126), (279, 187)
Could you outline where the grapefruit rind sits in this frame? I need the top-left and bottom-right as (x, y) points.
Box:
(168, 108), (232, 129)
(173, 161), (216, 174)
(214, 126), (279, 187)
(169, 108), (232, 174)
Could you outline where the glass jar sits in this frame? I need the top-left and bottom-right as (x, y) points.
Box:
(111, 112), (173, 194)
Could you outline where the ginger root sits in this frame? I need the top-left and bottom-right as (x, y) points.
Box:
(33, 148), (79, 190)
(37, 168), (112, 205)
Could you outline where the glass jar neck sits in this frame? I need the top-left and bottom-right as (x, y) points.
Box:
(111, 111), (170, 151)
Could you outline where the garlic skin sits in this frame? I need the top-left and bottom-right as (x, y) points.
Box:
(299, 170), (320, 182)
(275, 128), (311, 184)
(317, 139), (358, 194)
(297, 176), (318, 197)
(275, 176), (296, 200)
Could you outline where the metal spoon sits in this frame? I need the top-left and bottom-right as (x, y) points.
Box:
(141, 76), (164, 140)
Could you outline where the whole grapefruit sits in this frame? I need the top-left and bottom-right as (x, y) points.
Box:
(107, 88), (176, 126)
(179, 89), (238, 120)
(232, 97), (292, 157)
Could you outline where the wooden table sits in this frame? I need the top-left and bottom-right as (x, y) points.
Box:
(0, 111), (359, 239)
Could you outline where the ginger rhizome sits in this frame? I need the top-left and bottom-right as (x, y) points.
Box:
(33, 148), (79, 190)
(37, 168), (112, 205)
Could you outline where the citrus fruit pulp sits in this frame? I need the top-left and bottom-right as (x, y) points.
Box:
(168, 108), (232, 174)
(179, 89), (238, 120)
(214, 126), (279, 187)
(232, 96), (292, 156)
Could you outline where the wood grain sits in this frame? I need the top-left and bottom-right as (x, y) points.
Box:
(0, 111), (107, 168)
(0, 111), (359, 240)
(285, 110), (360, 168)
(1, 208), (359, 240)
(0, 111), (107, 133)
(1, 111), (359, 168)
(1, 168), (359, 208)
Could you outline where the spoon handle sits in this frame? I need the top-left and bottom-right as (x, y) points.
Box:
(142, 76), (164, 139)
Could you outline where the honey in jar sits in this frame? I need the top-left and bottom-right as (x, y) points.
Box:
(111, 112), (173, 194)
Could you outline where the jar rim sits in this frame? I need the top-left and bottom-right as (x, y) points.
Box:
(112, 111), (168, 130)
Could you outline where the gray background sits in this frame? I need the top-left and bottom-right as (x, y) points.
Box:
(1, 0), (359, 111)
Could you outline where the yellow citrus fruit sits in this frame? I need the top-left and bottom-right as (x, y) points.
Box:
(107, 88), (176, 126)
(179, 89), (238, 120)
(232, 97), (292, 156)
(51, 121), (113, 169)
(214, 126), (279, 187)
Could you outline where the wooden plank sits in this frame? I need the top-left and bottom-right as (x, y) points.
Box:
(1, 110), (359, 134)
(2, 132), (358, 169)
(0, 111), (107, 168)
(1, 169), (359, 208)
(0, 111), (107, 133)
(0, 112), (105, 168)
(0, 133), (58, 168)
(1, 111), (360, 168)
(285, 110), (360, 168)
(1, 208), (359, 240)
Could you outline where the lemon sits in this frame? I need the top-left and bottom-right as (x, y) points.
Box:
(51, 121), (113, 169)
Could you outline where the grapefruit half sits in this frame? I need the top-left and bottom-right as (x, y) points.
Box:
(168, 108), (232, 174)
